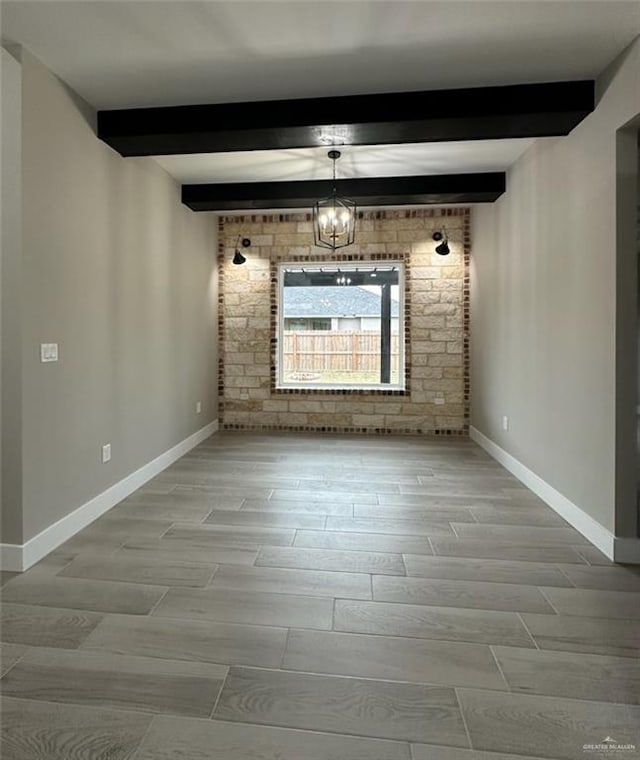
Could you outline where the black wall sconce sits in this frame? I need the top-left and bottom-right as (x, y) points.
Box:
(432, 227), (450, 256)
(233, 235), (251, 265)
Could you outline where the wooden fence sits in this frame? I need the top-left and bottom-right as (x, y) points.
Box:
(282, 330), (399, 373)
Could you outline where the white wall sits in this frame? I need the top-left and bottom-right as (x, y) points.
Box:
(471, 38), (640, 541)
(2, 49), (218, 553)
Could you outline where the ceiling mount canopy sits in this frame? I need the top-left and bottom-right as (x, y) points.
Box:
(313, 150), (357, 251)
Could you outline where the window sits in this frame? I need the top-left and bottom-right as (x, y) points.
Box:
(277, 262), (405, 390)
(284, 318), (332, 331)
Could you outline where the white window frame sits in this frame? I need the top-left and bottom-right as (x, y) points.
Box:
(276, 261), (406, 391)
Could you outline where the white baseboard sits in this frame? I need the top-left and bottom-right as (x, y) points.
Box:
(0, 419), (219, 572)
(469, 426), (640, 564)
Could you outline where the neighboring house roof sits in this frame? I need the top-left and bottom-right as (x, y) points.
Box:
(284, 286), (399, 318)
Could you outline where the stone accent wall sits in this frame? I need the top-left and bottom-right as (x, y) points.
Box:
(218, 208), (470, 434)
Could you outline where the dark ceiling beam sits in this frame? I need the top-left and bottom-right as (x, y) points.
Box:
(181, 172), (506, 211)
(284, 270), (399, 287)
(98, 81), (595, 157)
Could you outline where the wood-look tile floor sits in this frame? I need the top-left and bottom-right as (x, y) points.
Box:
(2, 432), (640, 760)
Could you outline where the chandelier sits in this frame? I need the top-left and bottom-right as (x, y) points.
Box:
(313, 150), (356, 251)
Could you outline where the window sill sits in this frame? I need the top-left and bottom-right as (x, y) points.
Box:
(274, 384), (408, 396)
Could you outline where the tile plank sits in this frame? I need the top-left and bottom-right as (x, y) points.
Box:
(373, 576), (554, 613)
(203, 510), (325, 529)
(165, 522), (295, 547)
(575, 546), (615, 566)
(0, 574), (166, 615)
(108, 500), (214, 523)
(170, 486), (245, 509)
(135, 715), (411, 759)
(0, 696), (150, 760)
(155, 481), (275, 499)
(81, 613), (287, 668)
(539, 586), (640, 619)
(295, 529), (433, 555)
(283, 629), (506, 689)
(334, 599), (535, 647)
(208, 564), (372, 599)
(457, 688), (640, 760)
(403, 555), (572, 587)
(431, 538), (587, 564)
(57, 553), (216, 588)
(0, 643), (27, 676)
(129, 480), (177, 496)
(57, 533), (128, 555)
(399, 484), (511, 498)
(271, 489), (378, 504)
(411, 747), (546, 760)
(556, 564), (640, 591)
(0, 603), (103, 649)
(468, 505), (569, 527)
(120, 538), (259, 566)
(241, 498), (353, 516)
(521, 613), (640, 658)
(379, 494), (510, 507)
(152, 587), (333, 630)
(79, 516), (173, 539)
(295, 479), (401, 494)
(0, 571), (19, 587)
(1, 647), (226, 717)
(256, 545), (406, 576)
(493, 645), (640, 704)
(115, 486), (227, 508)
(326, 516), (455, 536)
(214, 666), (469, 745)
(451, 524), (588, 545)
(355, 504), (475, 521)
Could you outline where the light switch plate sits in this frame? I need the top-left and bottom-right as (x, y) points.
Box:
(40, 343), (59, 363)
(102, 444), (111, 463)
(196, 401), (202, 414)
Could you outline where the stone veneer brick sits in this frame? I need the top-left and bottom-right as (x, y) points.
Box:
(218, 208), (470, 435)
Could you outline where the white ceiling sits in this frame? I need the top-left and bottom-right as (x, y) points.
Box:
(2, 1), (639, 110)
(154, 139), (538, 184)
(2, 1), (638, 189)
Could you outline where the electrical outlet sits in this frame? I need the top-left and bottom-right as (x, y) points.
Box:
(196, 401), (202, 414)
(502, 415), (509, 431)
(40, 343), (59, 363)
(102, 443), (111, 463)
